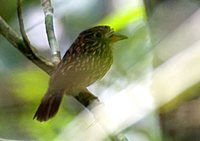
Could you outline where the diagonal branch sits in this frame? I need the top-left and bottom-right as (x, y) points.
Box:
(0, 16), (54, 75)
(1, 0), (104, 123)
(41, 0), (61, 65)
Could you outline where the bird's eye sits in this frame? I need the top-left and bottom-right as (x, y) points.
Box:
(95, 32), (102, 38)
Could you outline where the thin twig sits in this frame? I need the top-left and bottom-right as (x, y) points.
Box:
(41, 0), (61, 65)
(17, 0), (31, 48)
(0, 16), (54, 75)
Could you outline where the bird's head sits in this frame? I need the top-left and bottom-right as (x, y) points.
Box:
(79, 26), (127, 46)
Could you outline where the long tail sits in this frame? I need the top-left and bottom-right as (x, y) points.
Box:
(33, 90), (64, 122)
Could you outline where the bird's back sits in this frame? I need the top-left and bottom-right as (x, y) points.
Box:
(49, 39), (113, 94)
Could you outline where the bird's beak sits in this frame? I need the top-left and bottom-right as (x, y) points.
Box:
(110, 33), (128, 42)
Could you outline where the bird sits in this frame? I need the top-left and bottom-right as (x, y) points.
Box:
(33, 25), (127, 121)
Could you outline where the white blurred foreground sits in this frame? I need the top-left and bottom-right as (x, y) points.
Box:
(55, 9), (200, 141)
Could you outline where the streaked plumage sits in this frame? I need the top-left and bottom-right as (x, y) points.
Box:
(33, 26), (127, 121)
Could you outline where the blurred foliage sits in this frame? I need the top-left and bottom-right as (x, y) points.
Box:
(100, 7), (146, 31)
(0, 68), (75, 141)
(0, 0), (16, 21)
(11, 69), (48, 102)
(0, 0), (39, 21)
(0, 0), (147, 141)
(0, 0), (164, 141)
(147, 1), (200, 141)
(5, 0), (200, 140)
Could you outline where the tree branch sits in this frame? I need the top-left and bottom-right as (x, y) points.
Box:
(0, 16), (54, 75)
(17, 0), (31, 50)
(0, 0), (97, 109)
(41, 0), (61, 65)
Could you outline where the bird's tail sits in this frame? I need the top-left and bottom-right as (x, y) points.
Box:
(33, 90), (64, 122)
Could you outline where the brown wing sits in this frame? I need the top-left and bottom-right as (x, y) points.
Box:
(48, 38), (113, 92)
